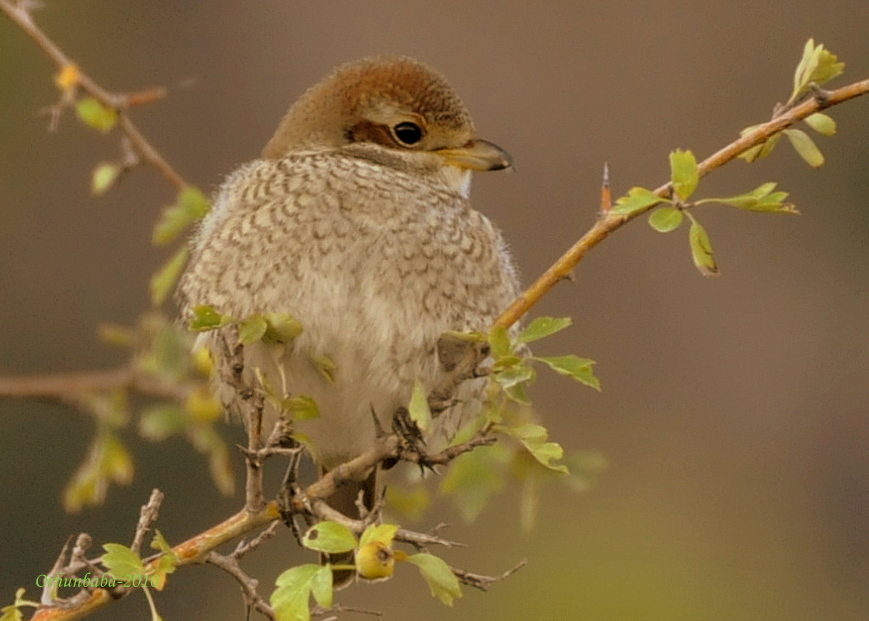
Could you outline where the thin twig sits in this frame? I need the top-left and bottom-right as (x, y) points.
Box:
(206, 551), (275, 620)
(0, 366), (197, 404)
(493, 79), (869, 330)
(0, 0), (187, 190)
(451, 559), (528, 591)
(131, 489), (164, 555)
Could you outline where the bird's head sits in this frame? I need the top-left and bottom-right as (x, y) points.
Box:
(262, 56), (512, 191)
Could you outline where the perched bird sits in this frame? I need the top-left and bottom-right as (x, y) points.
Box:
(179, 55), (519, 562)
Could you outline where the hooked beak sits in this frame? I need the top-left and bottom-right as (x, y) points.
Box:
(436, 139), (513, 171)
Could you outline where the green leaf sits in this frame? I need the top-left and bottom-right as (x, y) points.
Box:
(360, 523), (399, 548)
(488, 325), (512, 358)
(385, 486), (430, 520)
(738, 133), (780, 163)
(803, 112), (836, 136)
(309, 566), (333, 609)
(516, 316), (571, 344)
(408, 378), (432, 432)
(648, 206), (684, 233)
(75, 97), (118, 133)
(695, 182), (799, 214)
(493, 363), (535, 391)
(791, 38), (845, 103)
(611, 187), (664, 216)
(669, 149), (699, 201)
(310, 354), (337, 383)
(271, 564), (324, 621)
(152, 186), (210, 245)
(439, 444), (510, 521)
(148, 530), (178, 591)
(534, 355), (600, 390)
(263, 312), (303, 343)
(406, 553), (462, 606)
(302, 521), (357, 554)
(688, 215), (719, 277)
(281, 395), (320, 421)
(150, 246), (189, 305)
(91, 162), (121, 195)
(498, 423), (569, 473)
(189, 304), (231, 331)
(783, 128), (824, 168)
(102, 543), (144, 579)
(238, 314), (268, 344)
(139, 403), (186, 440)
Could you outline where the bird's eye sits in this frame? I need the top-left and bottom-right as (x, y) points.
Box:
(392, 122), (423, 146)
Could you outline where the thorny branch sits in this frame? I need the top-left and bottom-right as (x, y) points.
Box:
(492, 78), (869, 330)
(3, 4), (869, 621)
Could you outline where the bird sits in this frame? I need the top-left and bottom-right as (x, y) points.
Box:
(178, 55), (519, 579)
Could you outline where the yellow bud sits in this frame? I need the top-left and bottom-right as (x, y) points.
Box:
(191, 347), (214, 377)
(355, 541), (395, 581)
(54, 63), (80, 93)
(185, 386), (221, 423)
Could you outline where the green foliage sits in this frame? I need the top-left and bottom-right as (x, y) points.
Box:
(439, 444), (512, 522)
(669, 149), (699, 201)
(281, 395), (319, 421)
(409, 378), (432, 432)
(91, 162), (121, 195)
(648, 206), (684, 232)
(152, 186), (210, 246)
(533, 355), (600, 391)
(783, 128), (824, 168)
(359, 524), (399, 548)
(789, 38), (845, 104)
(803, 112), (836, 136)
(270, 565), (333, 621)
(405, 553), (462, 606)
(0, 589), (39, 621)
(497, 423), (568, 474)
(63, 391), (134, 513)
(302, 522), (357, 554)
(695, 182), (798, 214)
(610, 186), (663, 216)
(148, 531), (179, 591)
(75, 97), (118, 133)
(239, 313), (268, 344)
(687, 214), (719, 277)
(742, 40), (844, 166)
(150, 246), (189, 305)
(102, 543), (145, 579)
(188, 304), (229, 331)
(515, 316), (572, 344)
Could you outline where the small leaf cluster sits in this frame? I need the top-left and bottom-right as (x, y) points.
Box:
(65, 313), (236, 511)
(613, 149), (798, 277)
(271, 521), (460, 620)
(424, 318), (604, 529)
(102, 531), (179, 621)
(0, 588), (39, 621)
(741, 39), (844, 166)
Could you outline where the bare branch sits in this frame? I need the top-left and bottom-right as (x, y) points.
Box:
(0, 366), (197, 406)
(131, 489), (164, 555)
(0, 0), (187, 190)
(451, 558), (528, 591)
(206, 551), (276, 620)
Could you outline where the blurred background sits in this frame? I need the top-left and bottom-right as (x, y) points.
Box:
(1, 1), (867, 619)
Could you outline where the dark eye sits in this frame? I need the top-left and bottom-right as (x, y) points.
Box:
(393, 122), (423, 146)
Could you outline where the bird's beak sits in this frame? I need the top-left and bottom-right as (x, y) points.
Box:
(436, 139), (513, 171)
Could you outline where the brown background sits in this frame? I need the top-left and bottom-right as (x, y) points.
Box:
(1, 1), (868, 619)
